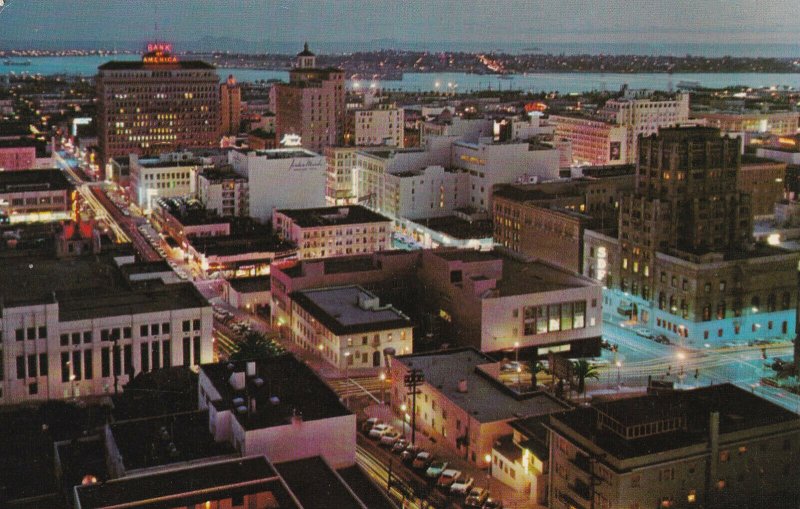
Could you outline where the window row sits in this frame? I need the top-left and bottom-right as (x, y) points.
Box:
(522, 301), (587, 335)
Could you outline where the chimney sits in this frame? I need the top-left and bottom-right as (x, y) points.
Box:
(457, 379), (468, 393)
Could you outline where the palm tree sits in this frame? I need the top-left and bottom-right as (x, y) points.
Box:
(230, 330), (285, 361)
(572, 359), (599, 398)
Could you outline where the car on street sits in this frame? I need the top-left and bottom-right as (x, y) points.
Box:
(425, 460), (448, 479)
(654, 334), (670, 344)
(634, 327), (653, 339)
(379, 430), (402, 447)
(391, 439), (409, 454)
(465, 487), (489, 507)
(501, 361), (525, 372)
(412, 451), (433, 470)
(450, 476), (474, 495)
(482, 498), (503, 509)
(436, 469), (462, 489)
(368, 424), (394, 439)
(401, 445), (421, 464)
(361, 417), (381, 432)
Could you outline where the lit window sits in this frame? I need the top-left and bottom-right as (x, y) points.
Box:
(687, 490), (697, 503)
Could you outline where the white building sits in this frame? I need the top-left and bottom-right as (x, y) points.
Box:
(290, 286), (413, 371)
(196, 167), (249, 217)
(550, 114), (629, 166)
(198, 356), (357, 468)
(0, 253), (213, 405)
(228, 148), (326, 223)
(129, 152), (208, 212)
(272, 205), (391, 259)
(352, 106), (404, 147)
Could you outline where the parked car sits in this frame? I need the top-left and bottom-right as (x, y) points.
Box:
(654, 334), (670, 345)
(425, 460), (448, 479)
(379, 430), (402, 447)
(465, 487), (489, 507)
(412, 451), (433, 470)
(368, 424), (394, 439)
(361, 417), (381, 432)
(501, 361), (525, 372)
(436, 469), (462, 489)
(482, 499), (503, 509)
(634, 327), (653, 339)
(401, 445), (421, 464)
(450, 476), (474, 495)
(391, 439), (409, 454)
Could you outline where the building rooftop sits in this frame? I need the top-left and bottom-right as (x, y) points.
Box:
(276, 205), (391, 228)
(0, 168), (72, 193)
(358, 148), (426, 160)
(199, 167), (248, 183)
(550, 384), (800, 461)
(73, 456), (298, 509)
(415, 215), (494, 240)
(201, 356), (351, 431)
(291, 286), (411, 336)
(396, 348), (570, 424)
(156, 197), (230, 227)
(97, 59), (216, 71)
(0, 137), (37, 149)
(189, 234), (295, 258)
(274, 458), (368, 509)
(229, 275), (270, 294)
(236, 147), (320, 159)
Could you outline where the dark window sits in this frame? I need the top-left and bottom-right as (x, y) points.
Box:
(232, 494), (244, 506)
(39, 354), (48, 376)
(38, 326), (47, 339)
(162, 340), (171, 368)
(84, 350), (93, 380)
(101, 348), (110, 378)
(193, 336), (201, 365)
(101, 329), (109, 342)
(61, 352), (70, 382)
(182, 320), (191, 332)
(141, 344), (150, 373)
(124, 345), (133, 377)
(27, 327), (35, 340)
(28, 383), (38, 395)
(113, 345), (121, 376)
(151, 324), (160, 336)
(72, 332), (81, 345)
(183, 337), (191, 366)
(162, 322), (170, 334)
(72, 350), (82, 381)
(193, 319), (201, 331)
(16, 329), (24, 342)
(140, 324), (149, 337)
(450, 270), (463, 284)
(60, 334), (69, 346)
(27, 354), (37, 378)
(83, 331), (92, 343)
(16, 356), (25, 379)
(152, 342), (161, 370)
(111, 328), (120, 341)
(123, 327), (132, 339)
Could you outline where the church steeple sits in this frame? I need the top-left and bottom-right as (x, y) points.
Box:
(296, 41), (316, 69)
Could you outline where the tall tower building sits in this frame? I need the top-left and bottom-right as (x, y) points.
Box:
(272, 43), (345, 153)
(220, 74), (241, 136)
(96, 43), (220, 173)
(618, 127), (751, 303)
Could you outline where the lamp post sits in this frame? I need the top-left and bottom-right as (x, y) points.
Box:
(615, 361), (622, 390)
(379, 371), (387, 405)
(484, 453), (492, 489)
(344, 351), (351, 380)
(400, 403), (408, 439)
(514, 341), (520, 364)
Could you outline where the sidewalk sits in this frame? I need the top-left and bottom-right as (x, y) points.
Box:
(362, 403), (537, 509)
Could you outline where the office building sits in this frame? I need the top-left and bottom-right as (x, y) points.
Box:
(584, 127), (799, 343)
(547, 384), (800, 509)
(290, 285), (413, 370)
(272, 43), (345, 153)
(219, 74), (242, 136)
(129, 152), (207, 212)
(197, 167), (249, 218)
(273, 205), (391, 259)
(0, 138), (36, 171)
(738, 155), (787, 217)
(228, 148), (326, 223)
(97, 44), (220, 170)
(324, 146), (360, 205)
(349, 105), (404, 147)
(697, 110), (799, 137)
(390, 348), (568, 468)
(0, 168), (73, 224)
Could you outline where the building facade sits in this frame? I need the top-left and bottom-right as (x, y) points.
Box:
(0, 139), (37, 171)
(96, 45), (220, 169)
(0, 168), (73, 224)
(550, 115), (629, 166)
(219, 74), (242, 136)
(272, 205), (391, 259)
(197, 167), (249, 217)
(129, 153), (205, 212)
(350, 106), (404, 147)
(272, 44), (345, 153)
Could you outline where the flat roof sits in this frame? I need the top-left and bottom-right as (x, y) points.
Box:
(277, 205), (391, 228)
(157, 197), (230, 227)
(74, 456), (298, 509)
(201, 356), (351, 431)
(199, 167), (248, 182)
(229, 275), (271, 294)
(417, 215), (493, 240)
(0, 252), (208, 318)
(236, 147), (320, 159)
(0, 137), (37, 148)
(357, 148), (426, 160)
(275, 458), (366, 509)
(396, 348), (569, 423)
(551, 384), (800, 461)
(0, 168), (72, 193)
(291, 286), (411, 336)
(98, 60), (216, 71)
(190, 235), (295, 257)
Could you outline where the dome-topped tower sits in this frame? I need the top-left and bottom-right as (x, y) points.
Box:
(296, 42), (316, 69)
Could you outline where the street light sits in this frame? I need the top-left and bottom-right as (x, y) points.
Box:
(615, 361), (622, 390)
(379, 371), (387, 404)
(400, 403), (408, 439)
(343, 351), (351, 380)
(514, 341), (520, 364)
(484, 453), (492, 488)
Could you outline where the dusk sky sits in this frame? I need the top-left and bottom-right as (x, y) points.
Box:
(0, 0), (796, 46)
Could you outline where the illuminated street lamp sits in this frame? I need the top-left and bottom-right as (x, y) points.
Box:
(484, 453), (492, 488)
(615, 361), (622, 390)
(379, 371), (387, 404)
(400, 403), (408, 439)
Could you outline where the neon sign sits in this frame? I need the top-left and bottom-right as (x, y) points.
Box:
(143, 43), (178, 65)
(280, 134), (302, 147)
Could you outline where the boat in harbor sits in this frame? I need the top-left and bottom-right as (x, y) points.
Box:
(3, 59), (31, 66)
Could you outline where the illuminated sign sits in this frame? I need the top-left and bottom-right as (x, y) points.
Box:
(778, 137), (797, 146)
(280, 134), (302, 147)
(143, 43), (178, 65)
(524, 102), (548, 112)
(459, 154), (486, 166)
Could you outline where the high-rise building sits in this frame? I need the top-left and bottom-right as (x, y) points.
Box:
(96, 44), (220, 172)
(219, 74), (241, 136)
(271, 43), (345, 153)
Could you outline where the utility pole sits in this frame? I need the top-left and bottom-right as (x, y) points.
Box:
(403, 368), (424, 446)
